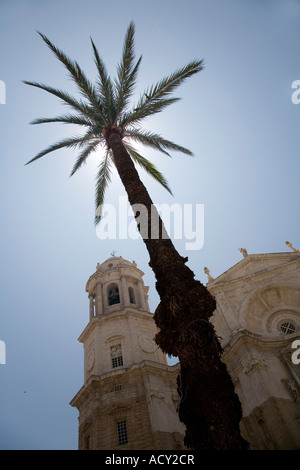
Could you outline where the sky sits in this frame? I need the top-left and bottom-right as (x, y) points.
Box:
(0, 0), (299, 450)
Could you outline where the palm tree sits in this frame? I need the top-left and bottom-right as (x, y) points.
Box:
(24, 22), (248, 450)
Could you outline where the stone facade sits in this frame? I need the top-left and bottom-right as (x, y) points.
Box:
(70, 256), (185, 450)
(208, 250), (300, 449)
(71, 249), (300, 450)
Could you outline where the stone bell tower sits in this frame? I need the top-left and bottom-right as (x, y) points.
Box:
(70, 256), (185, 450)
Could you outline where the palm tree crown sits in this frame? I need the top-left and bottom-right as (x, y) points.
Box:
(24, 22), (204, 224)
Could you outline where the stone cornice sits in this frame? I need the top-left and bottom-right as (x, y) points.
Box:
(222, 327), (300, 354)
(207, 253), (300, 293)
(70, 360), (180, 408)
(78, 307), (154, 343)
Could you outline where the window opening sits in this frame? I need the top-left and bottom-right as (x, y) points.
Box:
(111, 344), (123, 368)
(117, 420), (128, 445)
(112, 356), (123, 368)
(108, 285), (120, 305)
(280, 322), (296, 335)
(129, 287), (135, 304)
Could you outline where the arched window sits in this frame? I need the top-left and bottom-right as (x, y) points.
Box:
(108, 284), (120, 306)
(128, 287), (135, 304)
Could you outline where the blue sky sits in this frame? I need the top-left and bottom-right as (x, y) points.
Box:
(0, 0), (299, 449)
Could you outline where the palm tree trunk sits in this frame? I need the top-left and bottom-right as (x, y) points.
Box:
(109, 132), (249, 450)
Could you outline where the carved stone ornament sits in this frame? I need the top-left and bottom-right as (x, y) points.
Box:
(138, 335), (157, 353)
(110, 345), (122, 357)
(204, 267), (214, 282)
(243, 353), (267, 374)
(239, 247), (248, 258)
(286, 241), (300, 253)
(87, 349), (95, 371)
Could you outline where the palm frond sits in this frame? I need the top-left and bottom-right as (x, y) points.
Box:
(143, 60), (204, 101)
(90, 38), (116, 123)
(120, 97), (179, 127)
(121, 59), (204, 126)
(25, 132), (96, 165)
(37, 32), (108, 125)
(94, 151), (113, 224)
(23, 81), (102, 124)
(124, 143), (173, 195)
(70, 139), (103, 176)
(125, 128), (193, 156)
(30, 113), (92, 126)
(115, 22), (142, 119)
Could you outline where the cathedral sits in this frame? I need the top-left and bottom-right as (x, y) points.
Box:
(70, 243), (300, 450)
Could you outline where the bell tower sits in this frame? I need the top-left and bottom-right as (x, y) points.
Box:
(70, 256), (185, 450)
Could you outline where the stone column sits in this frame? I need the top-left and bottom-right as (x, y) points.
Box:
(137, 280), (147, 310)
(103, 283), (109, 311)
(121, 276), (130, 307)
(96, 283), (103, 316)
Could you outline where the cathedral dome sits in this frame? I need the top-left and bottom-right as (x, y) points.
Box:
(98, 256), (136, 271)
(85, 256), (149, 319)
